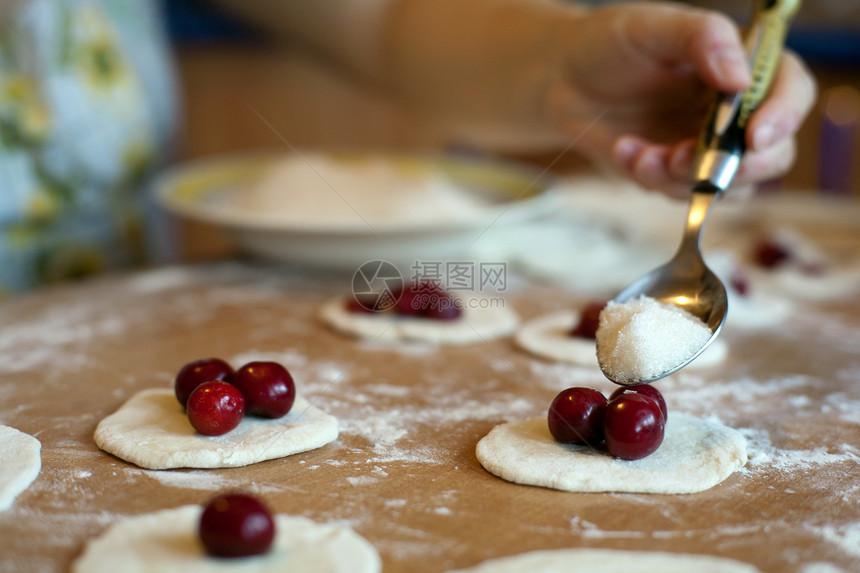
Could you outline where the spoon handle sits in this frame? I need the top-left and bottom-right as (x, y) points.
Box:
(691, 0), (803, 194)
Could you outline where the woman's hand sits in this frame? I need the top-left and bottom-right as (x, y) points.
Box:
(384, 0), (816, 197)
(552, 2), (817, 197)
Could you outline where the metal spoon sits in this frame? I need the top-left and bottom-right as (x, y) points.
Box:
(597, 0), (802, 385)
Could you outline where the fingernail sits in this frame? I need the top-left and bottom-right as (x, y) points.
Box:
(670, 144), (694, 175)
(636, 149), (664, 181)
(638, 148), (661, 167)
(613, 138), (645, 170)
(753, 123), (777, 150)
(713, 49), (750, 86)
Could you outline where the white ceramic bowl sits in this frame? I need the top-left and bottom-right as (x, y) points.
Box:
(153, 151), (560, 270)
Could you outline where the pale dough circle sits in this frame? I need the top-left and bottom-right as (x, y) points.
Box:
(447, 548), (760, 572)
(707, 251), (795, 331)
(0, 425), (41, 511)
(95, 389), (338, 470)
(72, 504), (381, 573)
(476, 413), (746, 494)
(749, 266), (860, 302)
(319, 297), (518, 345)
(725, 289), (794, 330)
(515, 312), (729, 369)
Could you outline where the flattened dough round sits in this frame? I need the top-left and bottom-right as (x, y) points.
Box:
(476, 413), (746, 494)
(95, 389), (338, 470)
(750, 266), (860, 302)
(0, 425), (41, 511)
(448, 548), (760, 572)
(320, 297), (518, 344)
(515, 312), (728, 369)
(72, 505), (381, 573)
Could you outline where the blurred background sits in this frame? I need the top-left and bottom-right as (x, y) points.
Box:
(2, 0), (859, 293)
(165, 0), (860, 260)
(169, 1), (859, 172)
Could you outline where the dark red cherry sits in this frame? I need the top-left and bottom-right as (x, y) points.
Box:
(394, 285), (424, 316)
(345, 297), (376, 314)
(175, 358), (234, 407)
(420, 295), (461, 320)
(186, 381), (245, 436)
(603, 392), (665, 460)
(729, 268), (750, 297)
(547, 387), (607, 445)
(199, 493), (275, 558)
(396, 281), (461, 320)
(609, 385), (667, 422)
(569, 300), (606, 339)
(231, 362), (296, 418)
(753, 238), (791, 269)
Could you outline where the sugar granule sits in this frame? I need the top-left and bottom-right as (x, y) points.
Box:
(596, 295), (712, 382)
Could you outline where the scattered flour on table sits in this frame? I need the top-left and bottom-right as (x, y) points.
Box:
(0, 300), (123, 375)
(126, 266), (203, 293)
(229, 350), (540, 469)
(334, 392), (536, 466)
(804, 523), (860, 560)
(359, 341), (440, 357)
(657, 374), (819, 418)
(0, 264), (320, 377)
(0, 507), (117, 571)
(738, 426), (860, 473)
(134, 469), (280, 493)
(597, 296), (712, 383)
(799, 564), (850, 573)
(346, 476), (379, 486)
(822, 390), (860, 426)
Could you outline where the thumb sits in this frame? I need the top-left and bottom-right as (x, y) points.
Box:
(622, 5), (751, 92)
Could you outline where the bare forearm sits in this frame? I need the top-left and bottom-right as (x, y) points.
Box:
(208, 0), (587, 141)
(208, 0), (394, 82)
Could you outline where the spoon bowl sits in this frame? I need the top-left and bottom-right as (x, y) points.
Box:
(597, 189), (729, 385)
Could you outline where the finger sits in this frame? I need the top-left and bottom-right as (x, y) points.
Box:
(612, 138), (690, 198)
(747, 51), (817, 152)
(667, 139), (697, 181)
(734, 136), (797, 186)
(621, 5), (750, 91)
(631, 145), (671, 189)
(611, 135), (647, 174)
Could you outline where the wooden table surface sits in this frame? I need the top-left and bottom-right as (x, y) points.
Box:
(1, 198), (859, 572)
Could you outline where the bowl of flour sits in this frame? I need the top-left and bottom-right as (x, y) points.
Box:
(154, 151), (558, 269)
